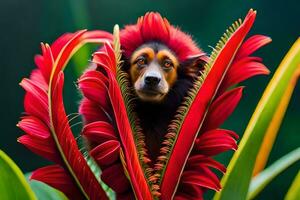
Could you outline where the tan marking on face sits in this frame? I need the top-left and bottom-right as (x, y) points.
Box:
(129, 47), (180, 102)
(130, 47), (155, 83)
(130, 47), (155, 65)
(156, 50), (179, 68)
(156, 50), (179, 88)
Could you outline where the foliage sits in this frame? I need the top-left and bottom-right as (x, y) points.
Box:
(0, 8), (297, 200)
(214, 37), (300, 200)
(0, 150), (36, 200)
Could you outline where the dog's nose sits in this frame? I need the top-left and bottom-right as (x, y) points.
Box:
(144, 76), (161, 87)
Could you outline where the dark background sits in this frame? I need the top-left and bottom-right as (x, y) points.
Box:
(1, 0), (299, 199)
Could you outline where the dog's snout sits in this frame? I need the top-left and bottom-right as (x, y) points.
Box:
(145, 75), (161, 86)
(144, 70), (161, 87)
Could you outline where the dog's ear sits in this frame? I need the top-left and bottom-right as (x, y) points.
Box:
(180, 54), (209, 78)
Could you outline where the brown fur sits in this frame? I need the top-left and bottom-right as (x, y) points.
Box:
(129, 47), (179, 93)
(124, 42), (206, 162)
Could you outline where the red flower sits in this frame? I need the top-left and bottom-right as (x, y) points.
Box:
(158, 10), (271, 199)
(18, 30), (113, 200)
(19, 10), (271, 200)
(79, 42), (154, 199)
(79, 10), (270, 199)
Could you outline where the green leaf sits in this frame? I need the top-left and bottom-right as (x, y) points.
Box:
(24, 173), (68, 200)
(85, 158), (116, 200)
(248, 147), (300, 199)
(28, 180), (68, 200)
(0, 150), (37, 200)
(253, 55), (300, 175)
(214, 37), (300, 200)
(285, 170), (300, 200)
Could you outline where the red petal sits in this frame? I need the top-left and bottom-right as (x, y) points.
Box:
(18, 116), (50, 139)
(120, 24), (143, 59)
(187, 155), (226, 173)
(106, 71), (153, 199)
(175, 193), (203, 200)
(116, 192), (136, 200)
(51, 30), (113, 80)
(50, 72), (108, 200)
(93, 51), (113, 68)
(175, 183), (204, 200)
(52, 30), (86, 81)
(78, 70), (110, 111)
(160, 10), (256, 198)
(202, 87), (243, 132)
(120, 12), (204, 62)
(169, 26), (206, 62)
(220, 57), (270, 92)
(50, 33), (75, 59)
(19, 30), (112, 200)
(195, 129), (238, 156)
(34, 43), (54, 83)
(81, 30), (113, 43)
(79, 98), (110, 124)
(18, 135), (59, 163)
(181, 167), (221, 191)
(20, 78), (49, 125)
(31, 165), (84, 200)
(140, 12), (170, 43)
(81, 68), (109, 85)
(29, 69), (48, 91)
(235, 35), (272, 60)
(90, 140), (120, 167)
(101, 163), (131, 194)
(82, 121), (117, 145)
(93, 42), (116, 74)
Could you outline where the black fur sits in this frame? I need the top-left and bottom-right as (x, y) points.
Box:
(122, 42), (205, 163)
(135, 77), (194, 162)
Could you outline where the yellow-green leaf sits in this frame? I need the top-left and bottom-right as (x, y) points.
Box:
(0, 150), (37, 200)
(248, 147), (300, 199)
(213, 38), (300, 200)
(285, 170), (300, 200)
(253, 63), (300, 175)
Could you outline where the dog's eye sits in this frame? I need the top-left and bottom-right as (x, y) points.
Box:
(163, 59), (173, 69)
(137, 57), (146, 67)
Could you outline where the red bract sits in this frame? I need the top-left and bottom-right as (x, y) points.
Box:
(18, 30), (113, 200)
(79, 42), (154, 199)
(19, 9), (271, 200)
(158, 9), (271, 199)
(79, 10), (270, 199)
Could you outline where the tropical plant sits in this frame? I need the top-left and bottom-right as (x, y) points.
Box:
(0, 9), (299, 200)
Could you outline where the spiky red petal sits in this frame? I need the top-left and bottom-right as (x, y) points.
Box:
(160, 9), (265, 199)
(202, 87), (244, 132)
(31, 165), (84, 200)
(78, 70), (110, 112)
(186, 155), (226, 174)
(82, 121), (117, 145)
(19, 30), (112, 200)
(79, 98), (110, 124)
(90, 140), (120, 167)
(194, 129), (238, 156)
(80, 42), (153, 199)
(235, 35), (272, 60)
(120, 12), (207, 62)
(181, 167), (221, 191)
(101, 163), (131, 194)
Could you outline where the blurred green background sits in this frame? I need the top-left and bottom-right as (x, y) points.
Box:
(1, 0), (299, 199)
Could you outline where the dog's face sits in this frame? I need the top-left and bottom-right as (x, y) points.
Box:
(129, 43), (179, 102)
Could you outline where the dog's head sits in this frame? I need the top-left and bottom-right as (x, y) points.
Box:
(129, 42), (179, 102)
